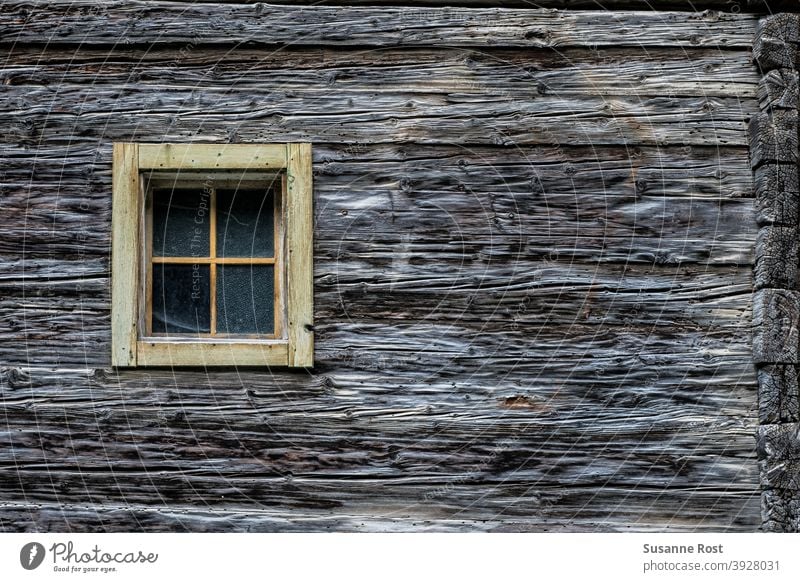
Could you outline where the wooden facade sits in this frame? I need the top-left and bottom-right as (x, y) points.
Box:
(0, 1), (796, 531)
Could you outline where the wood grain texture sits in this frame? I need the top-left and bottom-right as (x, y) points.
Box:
(286, 143), (314, 367)
(0, 6), (764, 531)
(754, 37), (798, 72)
(754, 163), (799, 227)
(110, 143), (139, 367)
(0, 47), (759, 149)
(138, 143), (287, 171)
(756, 13), (800, 44)
(118, 0), (793, 11)
(0, 47), (760, 98)
(753, 226), (798, 290)
(748, 110), (799, 169)
(756, 365), (800, 424)
(752, 289), (800, 365)
(762, 488), (800, 532)
(0, 365), (760, 531)
(757, 423), (800, 490)
(750, 13), (800, 533)
(0, 3), (759, 48)
(758, 68), (799, 111)
(0, 96), (757, 149)
(137, 341), (290, 367)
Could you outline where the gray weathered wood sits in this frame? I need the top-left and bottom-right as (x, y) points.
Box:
(758, 68), (799, 111)
(0, 95), (756, 148)
(0, 365), (760, 531)
(762, 488), (800, 532)
(751, 12), (800, 534)
(0, 2), (766, 532)
(757, 423), (800, 490)
(753, 37), (798, 72)
(0, 260), (755, 367)
(753, 15), (799, 71)
(752, 289), (800, 365)
(134, 0), (796, 10)
(749, 110), (799, 168)
(0, 47), (760, 99)
(757, 365), (800, 424)
(0, 3), (760, 48)
(756, 13), (800, 44)
(0, 144), (757, 262)
(754, 163), (799, 226)
(753, 226), (799, 290)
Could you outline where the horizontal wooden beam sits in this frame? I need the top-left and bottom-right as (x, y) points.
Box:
(136, 340), (289, 367)
(132, 0), (800, 11)
(138, 144), (287, 171)
(0, 2), (759, 48)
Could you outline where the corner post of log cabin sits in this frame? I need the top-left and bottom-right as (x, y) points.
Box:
(751, 12), (800, 532)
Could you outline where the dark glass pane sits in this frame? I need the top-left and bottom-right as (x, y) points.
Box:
(217, 265), (274, 335)
(152, 264), (211, 334)
(152, 189), (211, 257)
(216, 188), (274, 258)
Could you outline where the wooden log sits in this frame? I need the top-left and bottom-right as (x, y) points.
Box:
(752, 289), (800, 365)
(1, 144), (755, 201)
(0, 487), (761, 533)
(756, 13), (800, 44)
(0, 248), (757, 369)
(0, 345), (758, 412)
(762, 488), (800, 532)
(0, 94), (757, 148)
(757, 423), (800, 490)
(753, 38), (797, 72)
(0, 412), (757, 493)
(748, 110), (799, 168)
(753, 15), (799, 72)
(0, 47), (759, 100)
(757, 365), (800, 424)
(754, 163), (799, 226)
(111, 0), (797, 11)
(0, 3), (759, 48)
(757, 68), (799, 111)
(753, 226), (798, 290)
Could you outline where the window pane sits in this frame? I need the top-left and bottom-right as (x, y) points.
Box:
(152, 189), (211, 257)
(152, 264), (211, 334)
(216, 188), (275, 258)
(217, 265), (274, 335)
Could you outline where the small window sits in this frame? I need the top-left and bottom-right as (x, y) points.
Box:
(111, 143), (313, 367)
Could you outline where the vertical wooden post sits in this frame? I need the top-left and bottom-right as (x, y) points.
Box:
(286, 143), (314, 367)
(751, 13), (800, 532)
(111, 143), (140, 367)
(210, 187), (218, 336)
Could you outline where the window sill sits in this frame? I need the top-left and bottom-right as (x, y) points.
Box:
(135, 339), (290, 367)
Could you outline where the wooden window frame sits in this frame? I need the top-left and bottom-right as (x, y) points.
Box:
(111, 143), (313, 368)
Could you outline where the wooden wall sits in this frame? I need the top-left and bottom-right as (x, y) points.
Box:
(0, 2), (764, 531)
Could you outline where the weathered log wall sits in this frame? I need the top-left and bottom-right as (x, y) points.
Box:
(0, 2), (764, 531)
(114, 1), (796, 10)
